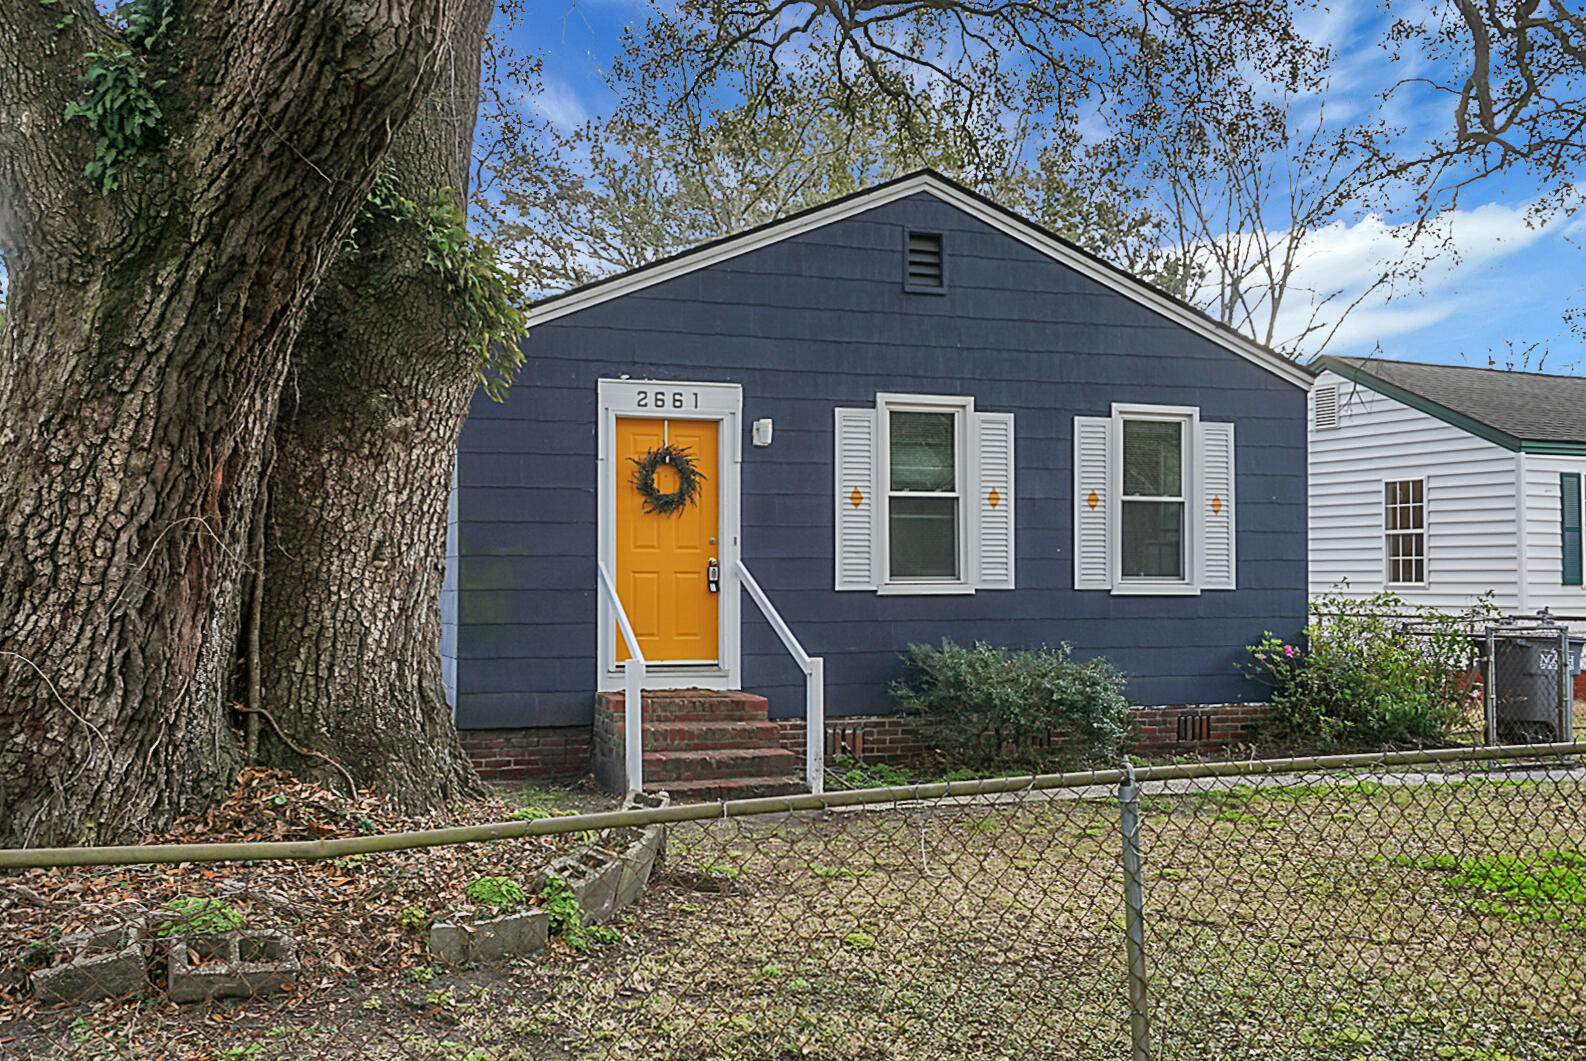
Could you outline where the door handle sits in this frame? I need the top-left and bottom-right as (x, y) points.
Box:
(707, 557), (720, 594)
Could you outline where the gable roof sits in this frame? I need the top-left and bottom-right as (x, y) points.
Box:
(1316, 354), (1586, 455)
(525, 169), (1312, 390)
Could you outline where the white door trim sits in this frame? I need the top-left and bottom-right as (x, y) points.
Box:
(597, 378), (743, 692)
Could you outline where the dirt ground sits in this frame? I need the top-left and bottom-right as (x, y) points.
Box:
(6, 758), (1584, 1061)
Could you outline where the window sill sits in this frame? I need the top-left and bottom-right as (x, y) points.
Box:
(877, 582), (976, 596)
(1109, 582), (1202, 597)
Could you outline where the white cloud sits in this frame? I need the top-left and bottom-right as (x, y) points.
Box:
(526, 75), (590, 130)
(1188, 197), (1567, 356)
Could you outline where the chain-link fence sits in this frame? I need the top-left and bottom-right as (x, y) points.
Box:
(4, 743), (1585, 1059)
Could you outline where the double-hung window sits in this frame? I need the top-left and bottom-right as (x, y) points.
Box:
(1073, 403), (1236, 595)
(834, 394), (1015, 593)
(887, 406), (962, 581)
(1120, 418), (1188, 582)
(1384, 478), (1426, 586)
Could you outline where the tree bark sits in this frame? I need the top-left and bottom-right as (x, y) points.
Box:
(0, 0), (461, 846)
(252, 0), (494, 809)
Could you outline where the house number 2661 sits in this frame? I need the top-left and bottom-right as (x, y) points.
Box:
(636, 390), (698, 409)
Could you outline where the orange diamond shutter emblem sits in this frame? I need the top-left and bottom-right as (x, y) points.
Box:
(849, 487), (864, 508)
(987, 488), (1001, 509)
(1211, 495), (1223, 515)
(1086, 490), (1099, 510)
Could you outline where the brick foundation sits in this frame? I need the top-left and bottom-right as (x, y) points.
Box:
(463, 701), (1274, 782)
(460, 727), (591, 781)
(1125, 702), (1273, 757)
(776, 715), (927, 764)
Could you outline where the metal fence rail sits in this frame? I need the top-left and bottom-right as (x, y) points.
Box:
(3, 743), (1585, 1059)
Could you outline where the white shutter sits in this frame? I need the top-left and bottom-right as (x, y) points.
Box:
(1201, 421), (1236, 590)
(1073, 415), (1111, 590)
(974, 412), (1015, 590)
(834, 407), (879, 591)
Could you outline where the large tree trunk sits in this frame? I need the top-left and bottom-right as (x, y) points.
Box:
(252, 0), (494, 808)
(0, 1), (459, 846)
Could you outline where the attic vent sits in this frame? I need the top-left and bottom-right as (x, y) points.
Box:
(905, 231), (945, 292)
(1314, 384), (1339, 429)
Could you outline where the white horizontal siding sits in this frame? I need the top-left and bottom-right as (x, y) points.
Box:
(1308, 370), (1520, 612)
(1520, 453), (1586, 626)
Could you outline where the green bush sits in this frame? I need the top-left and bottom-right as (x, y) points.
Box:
(1243, 591), (1493, 749)
(891, 639), (1130, 769)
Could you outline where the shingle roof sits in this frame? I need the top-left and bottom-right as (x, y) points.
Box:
(1318, 355), (1586, 450)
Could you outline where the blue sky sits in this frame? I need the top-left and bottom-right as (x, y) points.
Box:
(515, 1), (1585, 372)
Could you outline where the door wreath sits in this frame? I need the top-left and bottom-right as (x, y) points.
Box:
(629, 444), (707, 516)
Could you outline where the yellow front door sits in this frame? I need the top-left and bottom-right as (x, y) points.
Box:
(615, 417), (721, 663)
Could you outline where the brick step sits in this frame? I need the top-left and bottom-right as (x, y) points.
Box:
(642, 747), (800, 783)
(639, 720), (784, 752)
(597, 689), (769, 724)
(649, 775), (809, 802)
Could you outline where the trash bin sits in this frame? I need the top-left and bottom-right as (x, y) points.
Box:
(1472, 626), (1584, 744)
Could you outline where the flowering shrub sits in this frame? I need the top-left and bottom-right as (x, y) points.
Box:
(1243, 591), (1496, 749)
(891, 639), (1129, 769)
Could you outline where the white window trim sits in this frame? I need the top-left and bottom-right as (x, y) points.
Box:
(876, 392), (977, 595)
(1109, 402), (1201, 596)
(1382, 475), (1428, 589)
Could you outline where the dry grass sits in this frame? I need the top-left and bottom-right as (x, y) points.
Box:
(7, 765), (1586, 1060)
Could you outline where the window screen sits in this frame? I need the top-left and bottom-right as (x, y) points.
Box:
(1120, 419), (1186, 580)
(888, 410), (959, 579)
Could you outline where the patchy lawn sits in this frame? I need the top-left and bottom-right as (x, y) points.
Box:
(5, 767), (1585, 1060)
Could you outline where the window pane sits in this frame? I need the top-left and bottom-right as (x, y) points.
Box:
(1122, 420), (1183, 497)
(890, 412), (956, 492)
(889, 497), (959, 579)
(1121, 500), (1185, 580)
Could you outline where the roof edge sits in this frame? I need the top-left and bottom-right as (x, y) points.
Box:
(1315, 355), (1525, 452)
(525, 169), (1313, 391)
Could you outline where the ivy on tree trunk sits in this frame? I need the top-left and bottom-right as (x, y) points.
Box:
(0, 0), (464, 846)
(253, 0), (496, 809)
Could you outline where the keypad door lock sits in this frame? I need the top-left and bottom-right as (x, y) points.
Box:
(707, 557), (721, 594)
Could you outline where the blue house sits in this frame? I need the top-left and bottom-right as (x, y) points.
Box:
(443, 171), (1310, 793)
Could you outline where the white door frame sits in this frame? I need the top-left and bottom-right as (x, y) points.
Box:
(597, 378), (742, 692)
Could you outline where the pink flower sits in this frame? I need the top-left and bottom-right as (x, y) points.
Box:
(1283, 645), (1296, 659)
(1255, 652), (1267, 661)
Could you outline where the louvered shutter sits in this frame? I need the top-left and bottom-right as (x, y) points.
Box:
(1073, 416), (1111, 590)
(834, 407), (879, 591)
(975, 412), (1015, 590)
(1201, 421), (1236, 590)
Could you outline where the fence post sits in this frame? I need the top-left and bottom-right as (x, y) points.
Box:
(1559, 626), (1573, 744)
(1484, 626), (1498, 746)
(1119, 758), (1151, 1061)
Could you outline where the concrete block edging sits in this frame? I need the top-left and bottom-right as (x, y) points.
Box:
(429, 790), (670, 965)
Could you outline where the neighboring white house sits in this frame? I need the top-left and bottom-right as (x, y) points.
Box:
(1309, 355), (1586, 620)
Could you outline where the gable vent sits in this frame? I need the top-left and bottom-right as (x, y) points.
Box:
(905, 231), (945, 290)
(1313, 384), (1339, 429)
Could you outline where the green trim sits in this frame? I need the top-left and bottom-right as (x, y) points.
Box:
(1315, 356), (1586, 455)
(1564, 473), (1583, 587)
(1520, 440), (1586, 455)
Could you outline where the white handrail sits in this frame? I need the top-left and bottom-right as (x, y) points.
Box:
(736, 560), (825, 795)
(597, 561), (646, 792)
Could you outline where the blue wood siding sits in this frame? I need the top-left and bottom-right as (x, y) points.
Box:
(453, 192), (1307, 727)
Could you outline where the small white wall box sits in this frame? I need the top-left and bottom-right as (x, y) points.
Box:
(752, 419), (774, 447)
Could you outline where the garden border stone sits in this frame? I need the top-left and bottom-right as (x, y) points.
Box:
(166, 929), (299, 1004)
(31, 922), (149, 1003)
(428, 909), (550, 965)
(428, 790), (671, 964)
